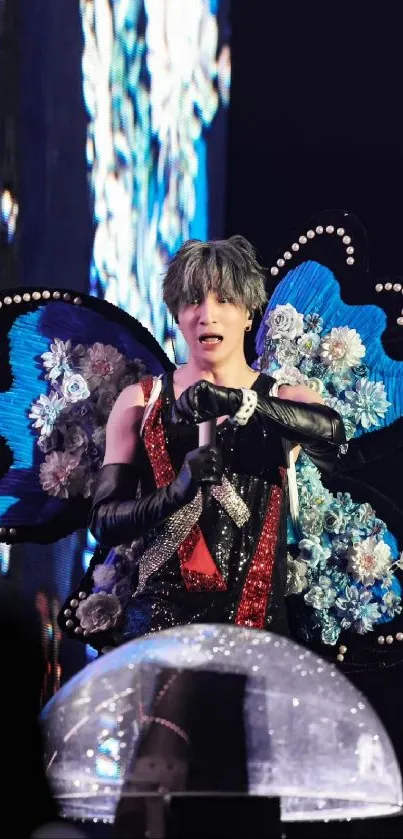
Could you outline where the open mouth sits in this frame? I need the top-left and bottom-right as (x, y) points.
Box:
(198, 334), (223, 345)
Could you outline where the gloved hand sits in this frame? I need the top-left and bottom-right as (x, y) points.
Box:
(172, 380), (243, 424)
(90, 445), (222, 547)
(172, 379), (345, 473)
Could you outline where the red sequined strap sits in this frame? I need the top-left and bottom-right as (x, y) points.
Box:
(141, 384), (226, 592)
(235, 470), (285, 629)
(139, 376), (155, 406)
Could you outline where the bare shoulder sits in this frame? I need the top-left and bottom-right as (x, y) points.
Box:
(103, 383), (145, 465)
(278, 383), (324, 405)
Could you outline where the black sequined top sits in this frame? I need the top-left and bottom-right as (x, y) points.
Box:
(122, 372), (290, 641)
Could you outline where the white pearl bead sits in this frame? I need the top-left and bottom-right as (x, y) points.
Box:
(52, 291), (61, 299)
(299, 235), (307, 244)
(32, 291), (41, 300)
(375, 283), (383, 292)
(346, 246), (354, 255)
(346, 257), (355, 265)
(325, 225), (334, 234)
(337, 227), (345, 236)
(377, 636), (385, 645)
(42, 290), (51, 299)
(270, 267), (279, 276)
(291, 243), (299, 251)
(336, 654), (344, 662)
(74, 626), (83, 635)
(396, 317), (403, 326)
(307, 229), (315, 239)
(339, 645), (347, 654)
(396, 632), (403, 641)
(315, 226), (324, 234)
(23, 292), (31, 302)
(284, 251), (292, 260)
(79, 591), (87, 599)
(385, 282), (392, 290)
(4, 296), (12, 305)
(70, 598), (79, 608)
(343, 235), (351, 244)
(74, 296), (82, 305)
(13, 295), (21, 304)
(277, 258), (285, 267)
(393, 283), (402, 292)
(386, 635), (394, 645)
(65, 619), (74, 629)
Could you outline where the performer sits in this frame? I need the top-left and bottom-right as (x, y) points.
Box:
(60, 235), (345, 650)
(0, 211), (402, 677)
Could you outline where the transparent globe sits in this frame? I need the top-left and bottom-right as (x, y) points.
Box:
(41, 625), (402, 823)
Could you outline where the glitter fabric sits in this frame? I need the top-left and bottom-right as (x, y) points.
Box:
(211, 476), (250, 528)
(235, 479), (284, 630)
(141, 378), (227, 592)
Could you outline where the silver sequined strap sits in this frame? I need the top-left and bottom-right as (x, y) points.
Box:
(136, 491), (203, 593)
(211, 476), (250, 527)
(135, 478), (250, 594)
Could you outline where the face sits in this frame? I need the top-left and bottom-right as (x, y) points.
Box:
(177, 291), (252, 365)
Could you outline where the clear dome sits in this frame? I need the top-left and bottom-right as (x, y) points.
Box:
(41, 625), (402, 823)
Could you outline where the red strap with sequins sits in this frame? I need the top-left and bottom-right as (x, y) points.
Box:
(140, 378), (226, 592)
(235, 470), (285, 629)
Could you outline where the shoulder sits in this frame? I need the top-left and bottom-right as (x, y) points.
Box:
(278, 383), (324, 404)
(110, 382), (145, 412)
(106, 383), (145, 430)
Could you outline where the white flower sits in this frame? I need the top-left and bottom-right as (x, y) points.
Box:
(39, 451), (85, 499)
(76, 592), (122, 633)
(41, 338), (73, 381)
(79, 343), (126, 390)
(345, 379), (391, 429)
(347, 537), (392, 586)
(29, 392), (66, 437)
(92, 565), (117, 591)
(297, 332), (321, 357)
(320, 327), (365, 371)
(286, 556), (308, 595)
(61, 373), (91, 404)
(62, 424), (89, 455)
(265, 304), (304, 341)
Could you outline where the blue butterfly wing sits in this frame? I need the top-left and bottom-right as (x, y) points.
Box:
(0, 288), (174, 543)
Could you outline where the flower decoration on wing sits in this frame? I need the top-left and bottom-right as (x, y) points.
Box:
(29, 337), (146, 499)
(260, 302), (399, 646)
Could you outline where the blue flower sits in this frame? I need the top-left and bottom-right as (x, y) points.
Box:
(298, 536), (331, 568)
(379, 588), (402, 620)
(305, 576), (337, 610)
(304, 313), (323, 334)
(345, 379), (391, 430)
(335, 586), (381, 634)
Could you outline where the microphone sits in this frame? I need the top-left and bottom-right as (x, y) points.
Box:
(199, 418), (217, 507)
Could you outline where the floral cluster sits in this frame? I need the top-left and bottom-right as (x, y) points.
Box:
(29, 338), (145, 499)
(259, 303), (401, 646)
(75, 543), (140, 634)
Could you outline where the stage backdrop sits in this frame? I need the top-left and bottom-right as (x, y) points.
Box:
(2, 0), (231, 691)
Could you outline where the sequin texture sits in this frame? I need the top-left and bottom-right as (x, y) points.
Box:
(235, 476), (284, 630)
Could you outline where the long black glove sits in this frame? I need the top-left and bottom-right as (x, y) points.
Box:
(335, 417), (403, 472)
(90, 445), (223, 547)
(172, 380), (346, 473)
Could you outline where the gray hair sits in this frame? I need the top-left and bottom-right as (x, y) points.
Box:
(163, 235), (267, 320)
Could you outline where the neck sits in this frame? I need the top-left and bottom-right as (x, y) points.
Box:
(181, 354), (253, 388)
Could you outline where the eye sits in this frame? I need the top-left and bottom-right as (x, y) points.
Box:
(217, 297), (229, 304)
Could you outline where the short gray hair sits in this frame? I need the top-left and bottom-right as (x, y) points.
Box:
(163, 235), (267, 320)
